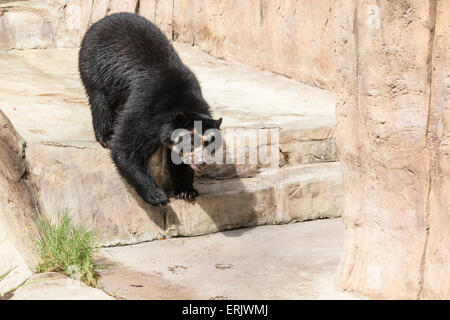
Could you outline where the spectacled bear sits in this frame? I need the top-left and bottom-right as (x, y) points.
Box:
(79, 12), (222, 206)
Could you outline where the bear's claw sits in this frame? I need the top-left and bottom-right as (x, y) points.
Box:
(175, 188), (199, 201)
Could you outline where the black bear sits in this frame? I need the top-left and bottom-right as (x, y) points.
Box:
(79, 12), (222, 206)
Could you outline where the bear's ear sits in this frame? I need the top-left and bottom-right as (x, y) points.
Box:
(175, 112), (187, 126)
(216, 117), (223, 129)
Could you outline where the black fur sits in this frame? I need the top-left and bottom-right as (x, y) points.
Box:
(79, 12), (221, 206)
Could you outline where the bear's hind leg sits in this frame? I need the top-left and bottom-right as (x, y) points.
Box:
(88, 90), (114, 148)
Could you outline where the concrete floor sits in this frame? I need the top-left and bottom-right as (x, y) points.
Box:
(98, 218), (358, 300)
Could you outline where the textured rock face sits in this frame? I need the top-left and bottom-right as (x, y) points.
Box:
(421, 0), (450, 299)
(0, 0), (140, 49)
(0, 111), (40, 294)
(139, 0), (173, 38)
(55, 0), (139, 47)
(26, 142), (342, 245)
(334, 0), (449, 299)
(10, 272), (113, 300)
(0, 0), (335, 90)
(0, 1), (57, 49)
(171, 0), (336, 90)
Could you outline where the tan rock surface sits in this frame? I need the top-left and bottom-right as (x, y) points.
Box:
(0, 110), (40, 295)
(53, 0), (90, 47)
(1, 0), (336, 90)
(10, 272), (113, 300)
(140, 0), (173, 38)
(169, 163), (343, 239)
(90, 0), (110, 25)
(0, 236), (32, 297)
(421, 0), (450, 299)
(0, 1), (57, 49)
(334, 0), (449, 299)
(172, 0), (336, 90)
(108, 0), (138, 15)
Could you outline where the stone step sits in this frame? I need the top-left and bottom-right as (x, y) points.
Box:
(26, 141), (342, 245)
(146, 125), (337, 182)
(0, 44), (337, 180)
(194, 125), (337, 180)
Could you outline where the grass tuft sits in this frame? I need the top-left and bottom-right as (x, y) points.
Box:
(35, 209), (100, 287)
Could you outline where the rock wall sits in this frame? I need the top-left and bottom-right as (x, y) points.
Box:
(0, 0), (58, 49)
(0, 0), (336, 90)
(0, 0), (139, 49)
(422, 0), (450, 299)
(0, 110), (40, 294)
(170, 0), (335, 90)
(334, 0), (449, 299)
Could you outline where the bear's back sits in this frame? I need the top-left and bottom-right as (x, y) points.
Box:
(79, 12), (182, 87)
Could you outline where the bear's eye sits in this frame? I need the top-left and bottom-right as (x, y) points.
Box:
(203, 136), (215, 148)
(177, 136), (183, 144)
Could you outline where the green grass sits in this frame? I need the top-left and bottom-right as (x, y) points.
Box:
(35, 210), (100, 287)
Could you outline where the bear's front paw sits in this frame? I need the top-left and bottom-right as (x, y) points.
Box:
(175, 188), (199, 201)
(145, 188), (169, 206)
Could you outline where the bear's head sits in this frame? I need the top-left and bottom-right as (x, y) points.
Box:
(164, 112), (223, 171)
